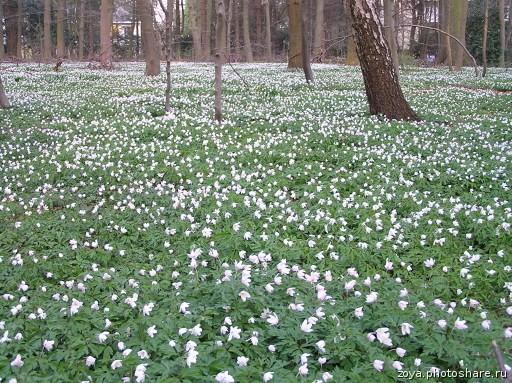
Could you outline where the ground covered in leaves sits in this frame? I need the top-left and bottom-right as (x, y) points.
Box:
(0, 63), (511, 382)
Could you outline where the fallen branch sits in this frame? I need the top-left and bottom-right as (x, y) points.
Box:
(492, 340), (512, 383)
(224, 54), (250, 89)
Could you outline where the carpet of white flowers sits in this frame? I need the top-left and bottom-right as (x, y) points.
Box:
(0, 62), (511, 383)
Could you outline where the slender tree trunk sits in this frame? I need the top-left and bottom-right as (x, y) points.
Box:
(100, 0), (113, 67)
(175, 0), (181, 59)
(43, 0), (51, 60)
(349, 0), (417, 121)
(56, 0), (65, 58)
(242, 0), (252, 61)
(301, 0), (313, 83)
(78, 0), (85, 60)
(313, 0), (324, 61)
(499, 0), (505, 67)
(16, 0), (22, 58)
(384, 0), (398, 74)
(165, 0), (173, 112)
(483, 0), (488, 77)
(288, 0), (302, 68)
(215, 0), (226, 121)
(138, 0), (161, 75)
(206, 0), (212, 59)
(0, 0), (4, 59)
(262, 0), (271, 60)
(0, 76), (9, 108)
(234, 0), (240, 58)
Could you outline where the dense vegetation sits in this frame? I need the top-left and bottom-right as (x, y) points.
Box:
(0, 63), (511, 382)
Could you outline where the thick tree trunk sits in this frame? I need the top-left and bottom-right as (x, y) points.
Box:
(349, 0), (417, 121)
(482, 0), (488, 77)
(384, 0), (398, 74)
(215, 0), (226, 121)
(451, 0), (467, 70)
(140, 0), (161, 75)
(175, 0), (181, 59)
(43, 0), (51, 60)
(189, 0), (202, 60)
(262, 0), (271, 60)
(0, 0), (4, 59)
(226, 0), (232, 58)
(0, 76), (9, 108)
(499, 0), (505, 67)
(242, 0), (252, 61)
(16, 0), (22, 57)
(78, 0), (85, 60)
(5, 1), (17, 56)
(288, 0), (302, 68)
(312, 0), (324, 62)
(56, 0), (65, 58)
(100, 0), (113, 67)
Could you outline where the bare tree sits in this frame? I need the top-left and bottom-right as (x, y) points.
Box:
(262, 0), (272, 60)
(158, 0), (174, 112)
(288, 0), (302, 68)
(215, 0), (226, 121)
(78, 0), (85, 60)
(242, 0), (253, 61)
(483, 0), (489, 77)
(313, 0), (324, 61)
(349, 0), (417, 121)
(189, 0), (202, 60)
(100, 0), (113, 67)
(499, 0), (505, 67)
(56, 0), (66, 58)
(0, 0), (5, 59)
(301, 0), (313, 83)
(43, 0), (51, 61)
(138, 0), (161, 75)
(16, 0), (22, 57)
(384, 0), (398, 74)
(0, 76), (9, 108)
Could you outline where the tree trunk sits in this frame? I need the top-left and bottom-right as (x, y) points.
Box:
(301, 0), (313, 83)
(262, 0), (271, 60)
(100, 0), (113, 67)
(56, 0), (65, 58)
(313, 0), (324, 61)
(165, 0), (173, 112)
(288, 0), (302, 68)
(482, 0), (488, 77)
(349, 0), (417, 121)
(5, 1), (17, 56)
(0, 0), (4, 59)
(384, 0), (398, 74)
(242, 0), (252, 61)
(0, 76), (9, 108)
(78, 0), (85, 60)
(234, 0), (240, 58)
(138, 0), (161, 75)
(16, 0), (22, 58)
(226, 0), (232, 58)
(175, 0), (181, 59)
(450, 0), (468, 70)
(499, 0), (505, 67)
(344, 0), (358, 65)
(43, 0), (51, 60)
(215, 0), (226, 121)
(189, 0), (201, 60)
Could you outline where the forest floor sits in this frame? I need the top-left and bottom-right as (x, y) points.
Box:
(0, 63), (511, 382)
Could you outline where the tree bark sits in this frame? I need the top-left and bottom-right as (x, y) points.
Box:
(56, 0), (66, 58)
(0, 76), (9, 108)
(242, 0), (252, 61)
(234, 0), (240, 58)
(215, 0), (226, 121)
(226, 0), (232, 58)
(384, 0), (398, 74)
(16, 0), (22, 57)
(100, 0), (113, 67)
(313, 0), (324, 61)
(165, 0), (173, 112)
(288, 0), (302, 68)
(0, 0), (4, 59)
(5, 1), (17, 56)
(482, 0), (488, 77)
(262, 0), (271, 60)
(138, 0), (161, 75)
(499, 0), (505, 67)
(43, 0), (52, 60)
(301, 0), (313, 83)
(189, 0), (202, 60)
(78, 0), (85, 60)
(349, 0), (417, 121)
(450, 0), (468, 70)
